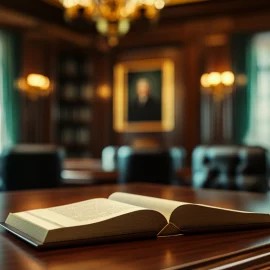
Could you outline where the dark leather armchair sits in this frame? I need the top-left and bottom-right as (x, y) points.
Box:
(102, 145), (186, 172)
(1, 144), (65, 191)
(117, 146), (175, 185)
(192, 145), (269, 193)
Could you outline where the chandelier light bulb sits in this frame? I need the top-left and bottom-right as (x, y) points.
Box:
(145, 0), (155, 5)
(80, 0), (91, 7)
(118, 19), (130, 35)
(62, 0), (91, 8)
(62, 0), (78, 8)
(155, 0), (165, 9)
(96, 18), (109, 35)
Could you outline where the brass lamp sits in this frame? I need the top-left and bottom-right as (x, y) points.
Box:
(200, 71), (235, 101)
(15, 74), (53, 100)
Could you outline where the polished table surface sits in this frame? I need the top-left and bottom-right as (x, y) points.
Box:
(0, 184), (269, 270)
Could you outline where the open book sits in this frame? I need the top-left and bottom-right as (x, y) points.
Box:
(1, 192), (270, 248)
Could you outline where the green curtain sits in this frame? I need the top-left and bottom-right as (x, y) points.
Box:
(0, 30), (21, 149)
(231, 33), (253, 143)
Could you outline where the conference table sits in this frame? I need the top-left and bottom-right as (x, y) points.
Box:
(63, 158), (192, 186)
(0, 183), (269, 269)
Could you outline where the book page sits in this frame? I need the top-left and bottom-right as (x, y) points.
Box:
(170, 204), (270, 231)
(109, 192), (189, 222)
(16, 198), (146, 228)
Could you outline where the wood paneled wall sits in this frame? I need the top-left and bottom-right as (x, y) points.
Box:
(91, 8), (270, 160)
(200, 36), (234, 144)
(20, 36), (56, 144)
(91, 52), (113, 157)
(16, 3), (270, 160)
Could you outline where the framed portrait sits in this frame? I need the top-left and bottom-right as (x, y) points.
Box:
(113, 58), (175, 132)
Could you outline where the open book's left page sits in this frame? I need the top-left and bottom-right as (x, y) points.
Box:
(14, 199), (146, 228)
(5, 198), (167, 244)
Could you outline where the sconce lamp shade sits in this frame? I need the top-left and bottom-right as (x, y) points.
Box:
(200, 71), (235, 101)
(221, 71), (235, 86)
(208, 72), (221, 86)
(15, 74), (53, 100)
(200, 73), (210, 88)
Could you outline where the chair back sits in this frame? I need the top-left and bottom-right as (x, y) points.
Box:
(192, 145), (269, 192)
(1, 144), (64, 191)
(117, 146), (174, 185)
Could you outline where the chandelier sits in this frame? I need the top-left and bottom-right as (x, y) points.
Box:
(59, 0), (168, 46)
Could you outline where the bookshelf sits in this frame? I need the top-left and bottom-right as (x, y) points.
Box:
(56, 53), (94, 158)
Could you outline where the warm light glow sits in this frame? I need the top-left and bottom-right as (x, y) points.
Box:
(155, 0), (165, 9)
(200, 71), (235, 102)
(58, 0), (167, 46)
(208, 72), (221, 86)
(97, 84), (111, 99)
(200, 73), (210, 88)
(221, 71), (235, 86)
(96, 18), (108, 34)
(235, 73), (248, 86)
(16, 74), (53, 100)
(62, 0), (90, 8)
(145, 0), (155, 5)
(27, 74), (51, 90)
(62, 0), (77, 8)
(118, 19), (130, 35)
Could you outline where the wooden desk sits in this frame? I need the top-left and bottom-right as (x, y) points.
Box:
(62, 158), (118, 185)
(64, 158), (103, 171)
(0, 184), (269, 270)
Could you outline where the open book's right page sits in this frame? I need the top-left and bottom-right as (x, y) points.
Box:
(109, 192), (270, 235)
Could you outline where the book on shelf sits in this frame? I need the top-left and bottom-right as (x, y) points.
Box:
(1, 192), (269, 248)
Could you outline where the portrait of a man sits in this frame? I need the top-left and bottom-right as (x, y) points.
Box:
(128, 70), (162, 122)
(113, 58), (174, 132)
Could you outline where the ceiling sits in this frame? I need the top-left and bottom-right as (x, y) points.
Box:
(1, 0), (270, 36)
(43, 0), (210, 8)
(0, 0), (215, 35)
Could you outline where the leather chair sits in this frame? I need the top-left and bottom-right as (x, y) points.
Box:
(169, 147), (186, 170)
(1, 144), (65, 191)
(102, 145), (186, 171)
(101, 146), (119, 172)
(192, 145), (269, 193)
(117, 146), (175, 185)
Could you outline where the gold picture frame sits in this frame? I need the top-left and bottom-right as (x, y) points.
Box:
(113, 58), (175, 133)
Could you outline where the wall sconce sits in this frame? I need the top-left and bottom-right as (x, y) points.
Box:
(97, 84), (111, 100)
(200, 71), (235, 101)
(15, 74), (53, 100)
